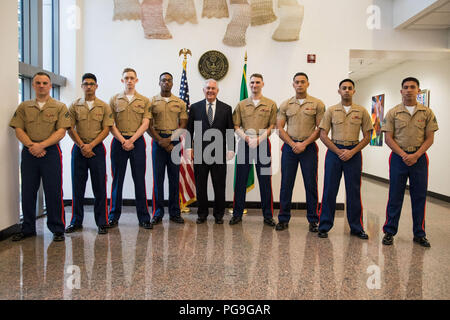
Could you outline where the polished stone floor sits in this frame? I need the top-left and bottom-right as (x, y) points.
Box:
(0, 178), (449, 300)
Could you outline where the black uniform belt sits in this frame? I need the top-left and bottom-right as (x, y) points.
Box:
(120, 131), (136, 136)
(333, 140), (359, 146)
(402, 146), (420, 152)
(289, 136), (306, 142)
(157, 129), (175, 134)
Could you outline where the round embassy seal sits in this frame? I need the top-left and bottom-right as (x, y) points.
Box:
(198, 50), (229, 81)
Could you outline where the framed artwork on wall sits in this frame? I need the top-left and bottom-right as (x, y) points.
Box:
(417, 89), (430, 107)
(370, 94), (384, 147)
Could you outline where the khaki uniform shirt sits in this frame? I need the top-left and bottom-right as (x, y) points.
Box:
(278, 95), (325, 141)
(9, 97), (71, 142)
(319, 103), (373, 143)
(149, 94), (188, 132)
(381, 103), (438, 150)
(109, 91), (151, 136)
(233, 96), (278, 135)
(69, 98), (114, 144)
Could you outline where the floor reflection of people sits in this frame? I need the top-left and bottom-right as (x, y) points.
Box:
(406, 244), (425, 299)
(69, 233), (88, 299)
(249, 225), (274, 299)
(109, 228), (125, 299)
(276, 229), (293, 299)
(230, 224), (250, 298)
(318, 237), (337, 299)
(339, 238), (363, 299)
(149, 221), (167, 298)
(297, 232), (318, 299)
(381, 245), (401, 299)
(89, 233), (110, 299)
(164, 222), (190, 299)
(123, 227), (151, 299)
(206, 224), (230, 299)
(44, 241), (66, 299)
(0, 243), (22, 299)
(18, 239), (44, 299)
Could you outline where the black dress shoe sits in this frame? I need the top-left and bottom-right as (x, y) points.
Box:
(263, 218), (276, 227)
(215, 218), (224, 225)
(11, 232), (36, 242)
(139, 222), (153, 229)
(351, 230), (369, 240)
(309, 222), (318, 233)
(170, 216), (185, 224)
(151, 216), (162, 225)
(98, 226), (108, 234)
(413, 236), (431, 248)
(53, 233), (65, 242)
(65, 224), (83, 233)
(275, 222), (289, 231)
(229, 216), (242, 225)
(196, 217), (207, 224)
(382, 233), (394, 245)
(107, 220), (119, 228)
(318, 231), (328, 238)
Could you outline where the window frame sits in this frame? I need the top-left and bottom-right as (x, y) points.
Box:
(18, 0), (66, 100)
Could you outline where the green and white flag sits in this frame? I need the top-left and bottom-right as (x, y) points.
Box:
(233, 52), (255, 193)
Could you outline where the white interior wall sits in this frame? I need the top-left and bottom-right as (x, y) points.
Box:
(58, 0), (449, 205)
(0, 0), (20, 231)
(392, 0), (440, 27)
(355, 59), (450, 196)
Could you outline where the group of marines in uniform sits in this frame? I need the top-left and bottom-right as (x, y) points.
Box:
(9, 69), (438, 248)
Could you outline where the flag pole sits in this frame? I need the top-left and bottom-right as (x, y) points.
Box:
(179, 48), (194, 214)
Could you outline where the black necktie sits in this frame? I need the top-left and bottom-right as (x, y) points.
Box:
(208, 103), (213, 125)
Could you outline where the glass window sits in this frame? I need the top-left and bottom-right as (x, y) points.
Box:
(18, 0), (23, 62)
(18, 0), (65, 88)
(18, 78), (23, 103)
(42, 0), (54, 72)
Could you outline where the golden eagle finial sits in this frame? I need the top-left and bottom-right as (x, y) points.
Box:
(179, 48), (192, 61)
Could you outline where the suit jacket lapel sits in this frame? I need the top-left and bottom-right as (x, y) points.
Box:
(211, 100), (221, 127)
(201, 99), (210, 128)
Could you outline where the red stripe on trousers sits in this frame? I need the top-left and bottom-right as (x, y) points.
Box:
(383, 152), (393, 229)
(359, 152), (364, 230)
(57, 145), (65, 226)
(268, 139), (273, 217)
(318, 150), (329, 223)
(143, 138), (149, 213)
(151, 140), (156, 217)
(422, 153), (429, 232)
(103, 143), (109, 225)
(109, 139), (114, 215)
(314, 142), (319, 216)
(70, 144), (75, 224)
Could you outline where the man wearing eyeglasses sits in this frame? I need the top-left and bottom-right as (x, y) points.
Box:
(65, 73), (114, 235)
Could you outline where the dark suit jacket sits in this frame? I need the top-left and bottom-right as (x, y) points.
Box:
(187, 99), (235, 164)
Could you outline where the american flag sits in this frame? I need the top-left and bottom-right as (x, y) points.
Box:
(179, 60), (190, 111)
(179, 59), (196, 209)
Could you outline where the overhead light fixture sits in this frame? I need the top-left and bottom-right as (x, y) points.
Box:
(348, 71), (354, 75)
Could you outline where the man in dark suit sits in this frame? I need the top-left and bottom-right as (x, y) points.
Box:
(187, 79), (235, 224)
